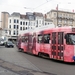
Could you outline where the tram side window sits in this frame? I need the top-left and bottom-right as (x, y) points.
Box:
(25, 36), (28, 43)
(65, 33), (75, 45)
(65, 34), (72, 44)
(38, 35), (43, 43)
(22, 36), (28, 43)
(43, 34), (50, 44)
(22, 36), (25, 42)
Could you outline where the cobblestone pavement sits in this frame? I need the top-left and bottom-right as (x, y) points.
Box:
(0, 59), (57, 75)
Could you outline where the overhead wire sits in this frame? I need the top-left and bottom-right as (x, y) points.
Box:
(32, 0), (52, 11)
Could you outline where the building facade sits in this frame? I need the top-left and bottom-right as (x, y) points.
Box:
(3, 12), (52, 41)
(1, 12), (9, 29)
(46, 10), (75, 27)
(8, 12), (20, 40)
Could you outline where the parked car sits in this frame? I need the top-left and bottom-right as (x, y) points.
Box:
(5, 41), (14, 48)
(0, 40), (5, 46)
(0, 38), (4, 46)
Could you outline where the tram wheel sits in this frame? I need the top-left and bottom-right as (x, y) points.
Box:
(38, 53), (42, 57)
(22, 49), (25, 53)
(18, 48), (22, 52)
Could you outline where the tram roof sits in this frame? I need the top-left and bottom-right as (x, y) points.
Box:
(19, 25), (75, 35)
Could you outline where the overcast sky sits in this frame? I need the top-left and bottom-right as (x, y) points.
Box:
(0, 0), (75, 15)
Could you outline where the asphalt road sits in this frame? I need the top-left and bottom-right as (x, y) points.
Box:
(0, 45), (75, 75)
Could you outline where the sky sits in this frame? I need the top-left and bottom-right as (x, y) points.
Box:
(0, 0), (75, 15)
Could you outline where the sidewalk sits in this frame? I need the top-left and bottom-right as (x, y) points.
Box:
(0, 59), (56, 75)
(0, 67), (18, 75)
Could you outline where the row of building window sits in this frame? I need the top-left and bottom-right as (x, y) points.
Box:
(9, 30), (18, 35)
(10, 19), (29, 25)
(9, 21), (51, 30)
(58, 20), (73, 24)
(10, 19), (43, 24)
(10, 19), (19, 23)
(57, 24), (73, 27)
(8, 27), (33, 35)
(9, 25), (19, 29)
(9, 25), (32, 30)
(54, 13), (74, 18)
(20, 21), (28, 25)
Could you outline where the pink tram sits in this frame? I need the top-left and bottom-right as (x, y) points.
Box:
(17, 26), (75, 62)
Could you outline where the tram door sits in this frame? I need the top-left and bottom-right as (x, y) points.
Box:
(51, 32), (64, 60)
(27, 35), (33, 53)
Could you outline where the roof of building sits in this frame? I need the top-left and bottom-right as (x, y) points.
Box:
(47, 9), (75, 14)
(20, 15), (26, 19)
(26, 12), (33, 16)
(1, 12), (9, 14)
(33, 12), (43, 17)
(11, 12), (20, 17)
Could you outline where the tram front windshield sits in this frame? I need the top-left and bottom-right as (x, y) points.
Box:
(65, 33), (75, 45)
